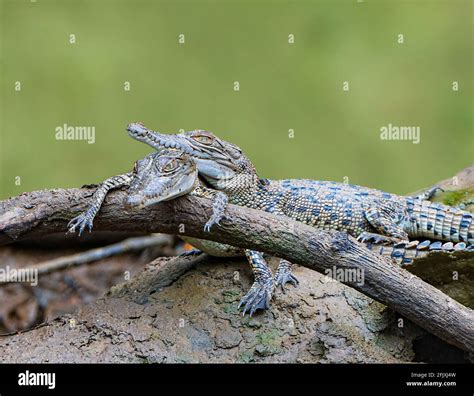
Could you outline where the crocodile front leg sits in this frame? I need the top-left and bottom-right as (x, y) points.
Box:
(68, 172), (134, 235)
(190, 187), (228, 232)
(238, 250), (274, 316)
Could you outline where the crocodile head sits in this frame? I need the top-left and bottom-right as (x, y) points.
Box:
(125, 149), (198, 209)
(127, 123), (259, 191)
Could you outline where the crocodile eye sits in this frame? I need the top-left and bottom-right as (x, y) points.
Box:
(163, 159), (178, 172)
(192, 134), (213, 145)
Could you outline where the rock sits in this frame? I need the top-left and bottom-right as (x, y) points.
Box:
(215, 321), (242, 349)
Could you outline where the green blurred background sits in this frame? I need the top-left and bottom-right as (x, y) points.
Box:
(0, 0), (472, 199)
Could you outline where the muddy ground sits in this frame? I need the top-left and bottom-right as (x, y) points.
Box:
(0, 249), (471, 363)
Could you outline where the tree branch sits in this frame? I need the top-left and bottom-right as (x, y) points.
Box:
(0, 187), (473, 352)
(6, 234), (173, 278)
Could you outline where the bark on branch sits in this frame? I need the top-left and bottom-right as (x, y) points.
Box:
(0, 187), (473, 352)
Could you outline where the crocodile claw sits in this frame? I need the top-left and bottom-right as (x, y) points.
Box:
(238, 280), (273, 317)
(357, 232), (402, 245)
(67, 212), (94, 236)
(425, 185), (444, 198)
(415, 185), (445, 201)
(203, 218), (221, 233)
(275, 271), (299, 293)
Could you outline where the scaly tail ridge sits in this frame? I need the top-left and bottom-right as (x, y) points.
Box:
(365, 239), (473, 266)
(407, 199), (473, 244)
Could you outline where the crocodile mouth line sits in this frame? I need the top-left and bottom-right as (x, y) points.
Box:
(127, 123), (238, 171)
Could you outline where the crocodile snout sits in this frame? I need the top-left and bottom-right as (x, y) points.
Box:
(126, 122), (147, 136)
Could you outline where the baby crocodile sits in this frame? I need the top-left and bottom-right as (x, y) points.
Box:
(124, 123), (474, 312)
(69, 148), (473, 315)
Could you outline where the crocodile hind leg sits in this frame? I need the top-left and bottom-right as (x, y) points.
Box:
(413, 186), (474, 210)
(183, 237), (278, 315)
(68, 172), (134, 235)
(238, 250), (274, 316)
(357, 232), (403, 244)
(358, 206), (409, 244)
(274, 259), (299, 291)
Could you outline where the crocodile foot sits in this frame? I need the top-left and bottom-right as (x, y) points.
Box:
(67, 211), (94, 236)
(415, 185), (444, 201)
(238, 279), (274, 317)
(274, 260), (299, 292)
(203, 190), (228, 232)
(203, 218), (222, 233)
(357, 232), (404, 245)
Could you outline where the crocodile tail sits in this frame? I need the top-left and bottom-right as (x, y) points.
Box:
(405, 199), (473, 244)
(364, 239), (474, 266)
